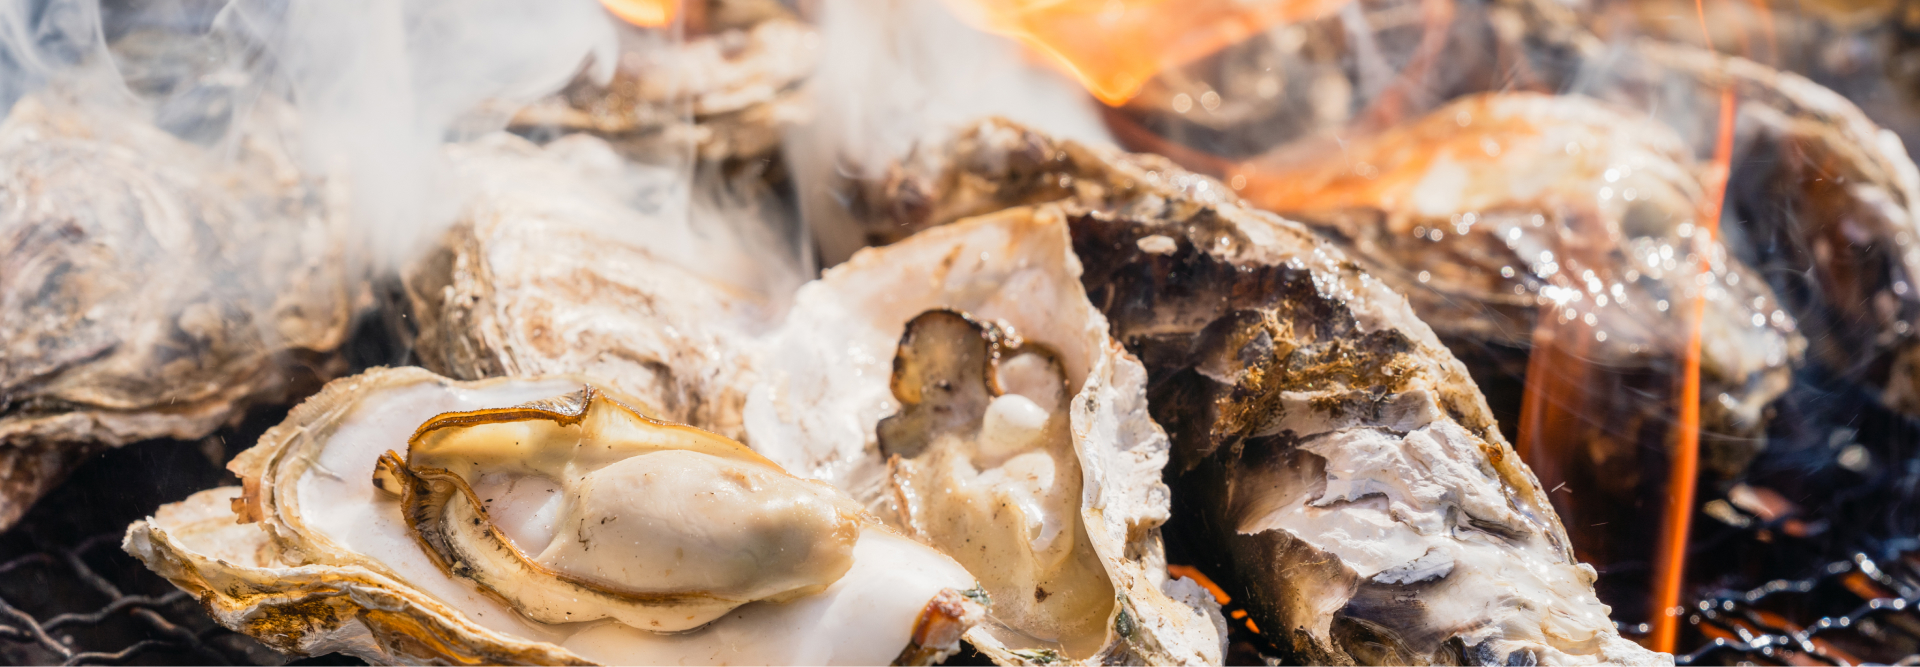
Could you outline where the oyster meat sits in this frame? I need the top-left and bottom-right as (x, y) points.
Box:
(846, 119), (1667, 665)
(126, 367), (983, 665)
(0, 91), (353, 529)
(742, 210), (1227, 664)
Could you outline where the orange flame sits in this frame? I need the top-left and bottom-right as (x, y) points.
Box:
(1648, 0), (1741, 648)
(601, 0), (677, 27)
(944, 0), (1353, 105)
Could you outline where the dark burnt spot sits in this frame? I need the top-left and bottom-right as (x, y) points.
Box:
(876, 311), (997, 459)
(1034, 587), (1051, 602)
(1069, 211), (1422, 471)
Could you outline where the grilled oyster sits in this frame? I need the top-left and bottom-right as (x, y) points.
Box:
(1236, 92), (1804, 478)
(0, 91), (352, 530)
(844, 119), (1666, 665)
(1628, 42), (1920, 417)
(741, 211), (1226, 663)
(125, 367), (984, 665)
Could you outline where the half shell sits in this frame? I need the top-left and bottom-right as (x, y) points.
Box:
(742, 211), (1227, 664)
(842, 119), (1667, 665)
(125, 367), (984, 665)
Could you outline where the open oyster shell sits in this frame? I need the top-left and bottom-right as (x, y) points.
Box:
(125, 366), (984, 665)
(742, 210), (1226, 664)
(845, 119), (1667, 665)
(0, 91), (353, 530)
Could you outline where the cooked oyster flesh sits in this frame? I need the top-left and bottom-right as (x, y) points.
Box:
(126, 367), (984, 665)
(879, 310), (1114, 656)
(375, 386), (861, 631)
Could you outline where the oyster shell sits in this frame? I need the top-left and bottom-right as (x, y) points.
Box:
(741, 210), (1227, 664)
(0, 91), (353, 529)
(1237, 91), (1804, 479)
(843, 119), (1667, 665)
(1631, 42), (1920, 417)
(125, 366), (985, 665)
(509, 0), (816, 165)
(405, 132), (799, 440)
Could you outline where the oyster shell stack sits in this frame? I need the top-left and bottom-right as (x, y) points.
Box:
(0, 92), (353, 529)
(195, 124), (1223, 663)
(847, 119), (1666, 664)
(125, 367), (985, 665)
(741, 211), (1227, 664)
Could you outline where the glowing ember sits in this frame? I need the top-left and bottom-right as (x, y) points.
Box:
(943, 0), (1352, 105)
(601, 0), (676, 27)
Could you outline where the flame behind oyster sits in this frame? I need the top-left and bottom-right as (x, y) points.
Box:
(373, 386), (863, 632)
(126, 368), (985, 665)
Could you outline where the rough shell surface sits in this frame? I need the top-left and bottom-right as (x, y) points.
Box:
(0, 91), (353, 530)
(405, 132), (798, 441)
(1245, 91), (1804, 478)
(509, 8), (816, 164)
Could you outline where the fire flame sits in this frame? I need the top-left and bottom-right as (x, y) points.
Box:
(1646, 0), (1741, 652)
(601, 0), (677, 27)
(943, 0), (1353, 106)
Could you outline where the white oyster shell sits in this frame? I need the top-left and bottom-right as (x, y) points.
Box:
(124, 367), (984, 665)
(742, 210), (1227, 664)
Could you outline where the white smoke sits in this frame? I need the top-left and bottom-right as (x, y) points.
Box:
(219, 0), (617, 268)
(785, 0), (1113, 264)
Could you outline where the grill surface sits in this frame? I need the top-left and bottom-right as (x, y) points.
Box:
(0, 409), (367, 666)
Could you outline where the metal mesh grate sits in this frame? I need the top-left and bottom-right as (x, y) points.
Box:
(1637, 551), (1920, 666)
(0, 532), (258, 665)
(0, 411), (365, 666)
